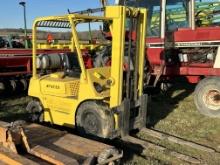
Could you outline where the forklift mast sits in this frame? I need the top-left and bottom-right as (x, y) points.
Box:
(105, 6), (147, 108)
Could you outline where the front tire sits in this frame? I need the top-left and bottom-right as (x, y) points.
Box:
(76, 101), (114, 139)
(194, 77), (220, 117)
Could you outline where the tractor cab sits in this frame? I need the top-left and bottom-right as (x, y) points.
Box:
(120, 0), (220, 38)
(116, 0), (220, 85)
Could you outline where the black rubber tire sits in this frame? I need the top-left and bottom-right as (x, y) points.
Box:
(194, 77), (220, 117)
(76, 101), (114, 139)
(26, 100), (43, 122)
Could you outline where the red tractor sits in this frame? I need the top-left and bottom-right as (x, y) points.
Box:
(115, 0), (220, 117)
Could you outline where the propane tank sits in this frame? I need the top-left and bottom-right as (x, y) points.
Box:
(37, 53), (63, 69)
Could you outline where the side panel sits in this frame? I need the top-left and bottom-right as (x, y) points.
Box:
(43, 96), (77, 127)
(174, 27), (220, 42)
(147, 48), (164, 65)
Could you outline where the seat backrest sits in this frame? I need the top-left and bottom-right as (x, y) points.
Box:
(63, 52), (81, 77)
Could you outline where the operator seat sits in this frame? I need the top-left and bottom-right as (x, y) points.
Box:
(63, 52), (81, 78)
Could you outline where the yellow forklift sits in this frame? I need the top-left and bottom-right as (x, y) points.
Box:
(27, 5), (147, 139)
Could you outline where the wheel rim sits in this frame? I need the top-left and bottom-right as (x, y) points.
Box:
(30, 106), (42, 122)
(203, 89), (220, 111)
(82, 112), (100, 134)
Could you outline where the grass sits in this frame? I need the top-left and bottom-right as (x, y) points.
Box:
(148, 82), (220, 147)
(1, 79), (220, 164)
(134, 80), (220, 165)
(0, 94), (31, 122)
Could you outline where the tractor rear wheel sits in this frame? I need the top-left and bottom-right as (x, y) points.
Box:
(76, 101), (114, 139)
(194, 77), (220, 117)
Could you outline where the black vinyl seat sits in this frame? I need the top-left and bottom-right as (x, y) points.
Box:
(63, 52), (81, 78)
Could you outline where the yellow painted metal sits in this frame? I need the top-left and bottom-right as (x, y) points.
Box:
(105, 6), (126, 108)
(37, 43), (71, 49)
(29, 68), (111, 126)
(138, 9), (147, 96)
(105, 6), (147, 107)
(36, 42), (105, 50)
(69, 17), (87, 81)
(29, 6), (147, 131)
(32, 21), (37, 79)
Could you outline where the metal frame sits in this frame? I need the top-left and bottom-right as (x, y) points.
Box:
(189, 0), (195, 30)
(32, 14), (111, 80)
(161, 0), (166, 39)
(160, 0), (196, 39)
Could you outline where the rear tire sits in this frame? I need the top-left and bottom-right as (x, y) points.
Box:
(194, 77), (220, 117)
(26, 100), (44, 122)
(76, 101), (114, 139)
